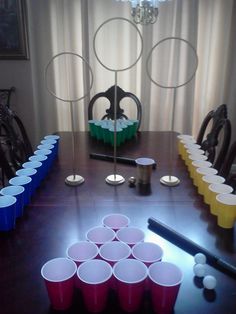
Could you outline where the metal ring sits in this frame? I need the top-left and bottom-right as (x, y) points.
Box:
(45, 52), (94, 102)
(93, 17), (143, 72)
(146, 37), (198, 89)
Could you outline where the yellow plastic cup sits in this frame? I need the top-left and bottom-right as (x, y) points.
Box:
(182, 143), (200, 163)
(189, 155), (209, 185)
(190, 160), (212, 179)
(177, 134), (195, 156)
(195, 167), (218, 192)
(215, 194), (236, 229)
(202, 175), (225, 204)
(208, 183), (233, 215)
(186, 148), (205, 169)
(178, 138), (196, 159)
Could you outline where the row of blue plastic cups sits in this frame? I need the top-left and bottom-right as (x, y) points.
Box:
(0, 134), (60, 231)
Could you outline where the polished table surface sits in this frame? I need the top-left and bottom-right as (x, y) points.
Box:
(0, 131), (236, 314)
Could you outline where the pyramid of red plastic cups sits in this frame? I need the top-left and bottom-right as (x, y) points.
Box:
(40, 213), (183, 313)
(0, 195), (17, 231)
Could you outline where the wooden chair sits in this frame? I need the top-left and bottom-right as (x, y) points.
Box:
(0, 103), (33, 185)
(0, 87), (15, 107)
(88, 85), (142, 130)
(219, 141), (236, 191)
(201, 118), (231, 171)
(196, 104), (227, 145)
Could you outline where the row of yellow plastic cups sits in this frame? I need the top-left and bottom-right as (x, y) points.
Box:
(177, 134), (236, 228)
(177, 134), (196, 159)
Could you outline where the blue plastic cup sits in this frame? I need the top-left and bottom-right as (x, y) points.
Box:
(1, 186), (25, 218)
(16, 168), (38, 192)
(44, 134), (60, 141)
(9, 176), (32, 206)
(29, 155), (49, 178)
(37, 144), (56, 159)
(34, 149), (53, 169)
(22, 160), (44, 183)
(37, 144), (54, 150)
(44, 135), (60, 154)
(0, 195), (17, 231)
(41, 139), (57, 146)
(41, 139), (58, 156)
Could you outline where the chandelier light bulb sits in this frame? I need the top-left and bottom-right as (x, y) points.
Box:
(115, 0), (170, 25)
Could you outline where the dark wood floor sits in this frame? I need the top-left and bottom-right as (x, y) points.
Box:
(0, 131), (235, 314)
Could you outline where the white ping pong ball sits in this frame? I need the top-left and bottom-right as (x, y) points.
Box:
(194, 253), (206, 264)
(203, 275), (217, 289)
(193, 263), (206, 277)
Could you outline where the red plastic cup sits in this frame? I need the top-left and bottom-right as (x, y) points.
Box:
(116, 226), (145, 247)
(66, 241), (99, 266)
(99, 241), (131, 266)
(102, 213), (130, 231)
(86, 226), (116, 247)
(149, 261), (183, 314)
(132, 242), (164, 266)
(66, 241), (99, 288)
(132, 241), (164, 290)
(99, 241), (132, 289)
(113, 258), (148, 312)
(77, 259), (113, 313)
(41, 257), (77, 311)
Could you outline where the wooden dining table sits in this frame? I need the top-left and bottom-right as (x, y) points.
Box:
(0, 131), (235, 314)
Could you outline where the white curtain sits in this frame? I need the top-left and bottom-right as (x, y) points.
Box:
(27, 0), (236, 142)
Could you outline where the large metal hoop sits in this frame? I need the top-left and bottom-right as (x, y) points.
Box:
(45, 52), (94, 102)
(146, 37), (198, 89)
(93, 17), (144, 185)
(146, 37), (198, 187)
(45, 52), (94, 186)
(93, 17), (143, 72)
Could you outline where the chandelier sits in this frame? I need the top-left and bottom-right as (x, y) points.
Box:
(116, 0), (169, 25)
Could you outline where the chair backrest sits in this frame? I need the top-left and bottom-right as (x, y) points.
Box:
(0, 87), (15, 107)
(201, 118), (231, 171)
(0, 103), (33, 185)
(196, 104), (227, 145)
(219, 141), (236, 181)
(88, 85), (142, 130)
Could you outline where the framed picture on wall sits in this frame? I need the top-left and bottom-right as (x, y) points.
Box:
(0, 0), (29, 60)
